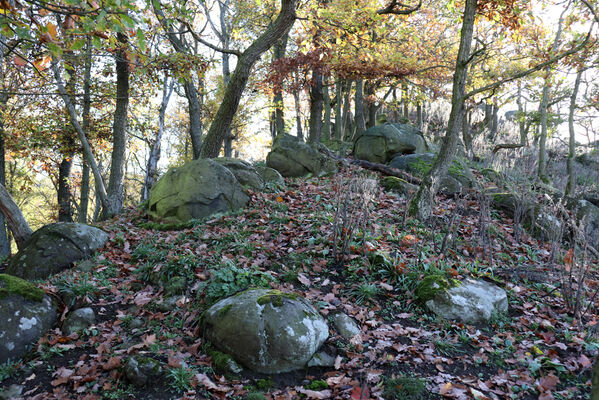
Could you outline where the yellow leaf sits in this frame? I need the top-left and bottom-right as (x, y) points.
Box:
(33, 55), (51, 71)
(47, 22), (58, 40)
(275, 196), (284, 203)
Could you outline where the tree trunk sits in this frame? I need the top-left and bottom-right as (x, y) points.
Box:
(490, 102), (498, 140)
(184, 81), (204, 159)
(517, 82), (526, 145)
(200, 0), (298, 158)
(402, 81), (409, 118)
(416, 102), (423, 129)
(79, 38), (92, 224)
(58, 157), (73, 222)
(462, 108), (473, 158)
(292, 86), (303, 141)
(365, 81), (377, 128)
(409, 0), (477, 220)
(105, 32), (129, 218)
(273, 34), (288, 137)
(354, 79), (366, 138)
(0, 101), (9, 256)
(142, 76), (174, 202)
(322, 75), (332, 141)
(334, 77), (343, 139)
(0, 184), (32, 250)
(565, 68), (583, 197)
(308, 70), (323, 143)
(341, 80), (353, 140)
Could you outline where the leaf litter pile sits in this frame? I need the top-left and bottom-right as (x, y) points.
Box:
(2, 165), (597, 400)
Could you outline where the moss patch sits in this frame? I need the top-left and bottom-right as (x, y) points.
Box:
(382, 177), (409, 192)
(217, 304), (233, 317)
(0, 274), (45, 302)
(415, 274), (459, 303)
(256, 290), (299, 307)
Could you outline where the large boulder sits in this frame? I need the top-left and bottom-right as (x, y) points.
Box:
(0, 274), (57, 363)
(420, 277), (508, 324)
(389, 153), (475, 190)
(353, 123), (426, 164)
(201, 288), (329, 373)
(388, 153), (436, 174)
(6, 223), (108, 280)
(148, 159), (250, 223)
(266, 134), (337, 178)
(213, 157), (265, 191)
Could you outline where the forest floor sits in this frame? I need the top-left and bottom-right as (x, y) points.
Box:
(1, 164), (597, 400)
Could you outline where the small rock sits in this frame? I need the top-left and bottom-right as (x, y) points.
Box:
(331, 313), (361, 340)
(0, 384), (23, 400)
(62, 307), (96, 335)
(76, 259), (95, 273)
(124, 355), (163, 387)
(307, 351), (336, 367)
(155, 296), (180, 312)
(128, 318), (145, 330)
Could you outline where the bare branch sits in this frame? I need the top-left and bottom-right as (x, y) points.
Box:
(377, 0), (422, 15)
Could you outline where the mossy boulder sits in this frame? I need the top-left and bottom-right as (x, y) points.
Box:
(266, 134), (337, 178)
(0, 274), (57, 363)
(422, 278), (508, 324)
(254, 165), (285, 187)
(381, 176), (418, 196)
(213, 157), (265, 190)
(148, 159), (250, 223)
(124, 355), (163, 387)
(6, 223), (108, 280)
(354, 123), (427, 164)
(62, 307), (96, 335)
(200, 288), (329, 373)
(388, 153), (436, 175)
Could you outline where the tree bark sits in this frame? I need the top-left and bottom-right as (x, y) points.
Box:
(58, 157), (73, 222)
(355, 79), (366, 138)
(292, 83), (303, 140)
(142, 76), (174, 202)
(105, 32), (129, 218)
(462, 108), (473, 158)
(200, 0), (298, 158)
(79, 39), (92, 223)
(565, 68), (583, 197)
(334, 77), (343, 138)
(409, 0), (477, 220)
(308, 70), (323, 143)
(273, 34), (288, 137)
(402, 81), (409, 118)
(416, 102), (423, 129)
(0, 184), (32, 250)
(322, 75), (332, 141)
(517, 82), (527, 145)
(0, 100), (9, 256)
(341, 80), (353, 140)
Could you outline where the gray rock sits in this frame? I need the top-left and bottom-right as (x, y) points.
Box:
(381, 176), (418, 197)
(124, 355), (163, 387)
(440, 176), (463, 194)
(76, 259), (96, 273)
(425, 278), (508, 324)
(201, 288), (329, 373)
(148, 159), (250, 223)
(331, 313), (361, 340)
(6, 223), (108, 280)
(354, 123), (427, 164)
(255, 165), (285, 186)
(388, 153), (436, 174)
(0, 274), (57, 363)
(0, 384), (23, 400)
(155, 296), (180, 312)
(266, 134), (337, 178)
(213, 157), (265, 190)
(307, 351), (336, 367)
(62, 307), (96, 335)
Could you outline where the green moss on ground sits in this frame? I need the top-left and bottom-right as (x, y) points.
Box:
(0, 274), (45, 302)
(415, 274), (459, 303)
(256, 290), (299, 307)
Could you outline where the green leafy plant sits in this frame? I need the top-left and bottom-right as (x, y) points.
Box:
(0, 359), (20, 382)
(167, 366), (196, 393)
(203, 260), (275, 304)
(383, 374), (427, 399)
(348, 282), (381, 304)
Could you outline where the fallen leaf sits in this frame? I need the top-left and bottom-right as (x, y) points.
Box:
(102, 357), (121, 371)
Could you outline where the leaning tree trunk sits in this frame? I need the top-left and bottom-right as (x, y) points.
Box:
(0, 184), (32, 250)
(354, 79), (366, 138)
(200, 0), (298, 158)
(308, 70), (323, 143)
(105, 32), (129, 219)
(565, 68), (583, 197)
(409, 0), (477, 220)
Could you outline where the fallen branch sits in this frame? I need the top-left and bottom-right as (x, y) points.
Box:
(350, 159), (422, 185)
(492, 143), (525, 154)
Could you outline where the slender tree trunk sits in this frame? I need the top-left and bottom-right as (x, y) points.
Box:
(0, 100), (9, 256)
(273, 34), (288, 137)
(490, 102), (498, 140)
(57, 158), (73, 222)
(409, 0), (477, 220)
(142, 76), (174, 202)
(365, 81), (377, 128)
(292, 86), (303, 140)
(322, 75), (332, 141)
(341, 80), (353, 140)
(517, 82), (526, 145)
(416, 102), (423, 128)
(334, 77), (343, 139)
(308, 70), (323, 143)
(355, 79), (366, 138)
(220, 0), (234, 157)
(200, 0), (298, 158)
(565, 68), (583, 197)
(462, 108), (473, 158)
(105, 32), (129, 218)
(402, 81), (409, 118)
(79, 39), (92, 223)
(184, 81), (204, 159)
